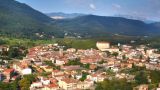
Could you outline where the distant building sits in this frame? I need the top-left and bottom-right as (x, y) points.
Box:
(58, 78), (78, 90)
(22, 68), (32, 75)
(42, 83), (59, 90)
(105, 48), (119, 53)
(30, 82), (43, 89)
(0, 45), (9, 52)
(87, 73), (106, 82)
(3, 69), (14, 80)
(61, 65), (81, 71)
(67, 48), (76, 53)
(77, 80), (94, 89)
(96, 42), (110, 51)
(133, 84), (148, 90)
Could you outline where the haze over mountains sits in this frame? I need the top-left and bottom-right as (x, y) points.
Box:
(0, 0), (160, 39)
(46, 12), (85, 19)
(47, 12), (158, 23)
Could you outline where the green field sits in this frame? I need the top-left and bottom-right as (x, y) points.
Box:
(0, 37), (97, 49)
(0, 35), (160, 49)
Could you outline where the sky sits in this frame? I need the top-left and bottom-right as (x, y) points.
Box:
(16, 0), (160, 21)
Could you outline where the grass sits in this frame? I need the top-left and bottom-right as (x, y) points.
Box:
(0, 37), (97, 49)
(1, 35), (158, 49)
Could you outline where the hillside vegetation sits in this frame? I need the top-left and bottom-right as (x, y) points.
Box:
(0, 0), (63, 39)
(0, 0), (160, 39)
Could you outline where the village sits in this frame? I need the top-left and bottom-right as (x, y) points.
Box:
(0, 41), (160, 90)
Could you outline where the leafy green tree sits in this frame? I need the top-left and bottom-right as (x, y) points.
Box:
(82, 63), (90, 69)
(0, 80), (20, 90)
(98, 60), (105, 64)
(10, 78), (19, 90)
(105, 51), (111, 56)
(79, 72), (89, 81)
(0, 82), (11, 90)
(19, 78), (30, 90)
(96, 79), (132, 90)
(44, 61), (60, 70)
(150, 70), (160, 84)
(135, 71), (148, 84)
(44, 61), (55, 67)
(19, 74), (36, 90)
(96, 83), (103, 90)
(112, 52), (119, 57)
(8, 45), (27, 59)
(122, 55), (126, 60)
(139, 55), (143, 59)
(8, 47), (20, 58)
(66, 58), (83, 66)
(128, 65), (146, 74)
(23, 74), (36, 82)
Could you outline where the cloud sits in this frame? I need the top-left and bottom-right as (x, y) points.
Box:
(112, 4), (121, 9)
(89, 3), (96, 10)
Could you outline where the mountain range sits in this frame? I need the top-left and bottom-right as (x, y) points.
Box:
(0, 0), (64, 39)
(54, 15), (160, 37)
(47, 12), (158, 23)
(0, 0), (160, 39)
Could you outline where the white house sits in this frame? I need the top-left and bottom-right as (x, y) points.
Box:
(77, 80), (94, 89)
(96, 42), (110, 51)
(87, 74), (106, 82)
(30, 82), (43, 89)
(22, 68), (32, 75)
(40, 77), (51, 85)
(58, 78), (78, 90)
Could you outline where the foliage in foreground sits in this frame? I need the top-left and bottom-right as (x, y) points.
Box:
(96, 79), (133, 90)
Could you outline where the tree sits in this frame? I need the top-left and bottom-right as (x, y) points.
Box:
(96, 83), (103, 90)
(129, 65), (146, 74)
(10, 79), (19, 90)
(122, 55), (126, 60)
(105, 51), (111, 56)
(0, 78), (20, 90)
(66, 58), (83, 66)
(112, 52), (119, 57)
(135, 71), (148, 84)
(19, 78), (30, 90)
(95, 79), (132, 90)
(44, 61), (55, 67)
(79, 72), (89, 81)
(139, 55), (143, 59)
(150, 70), (160, 84)
(98, 60), (105, 64)
(7, 45), (27, 59)
(19, 75), (36, 90)
(44, 61), (61, 70)
(0, 82), (12, 90)
(82, 63), (90, 69)
(23, 74), (36, 82)
(0, 39), (7, 45)
(8, 47), (20, 58)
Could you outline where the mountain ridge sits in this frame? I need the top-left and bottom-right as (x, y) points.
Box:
(0, 0), (64, 39)
(54, 15), (160, 37)
(0, 0), (160, 39)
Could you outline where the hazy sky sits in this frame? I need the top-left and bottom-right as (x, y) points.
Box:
(16, 0), (160, 21)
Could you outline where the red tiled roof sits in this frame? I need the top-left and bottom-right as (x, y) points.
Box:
(61, 78), (78, 84)
(4, 69), (14, 74)
(52, 70), (60, 73)
(47, 83), (58, 88)
(61, 65), (81, 70)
